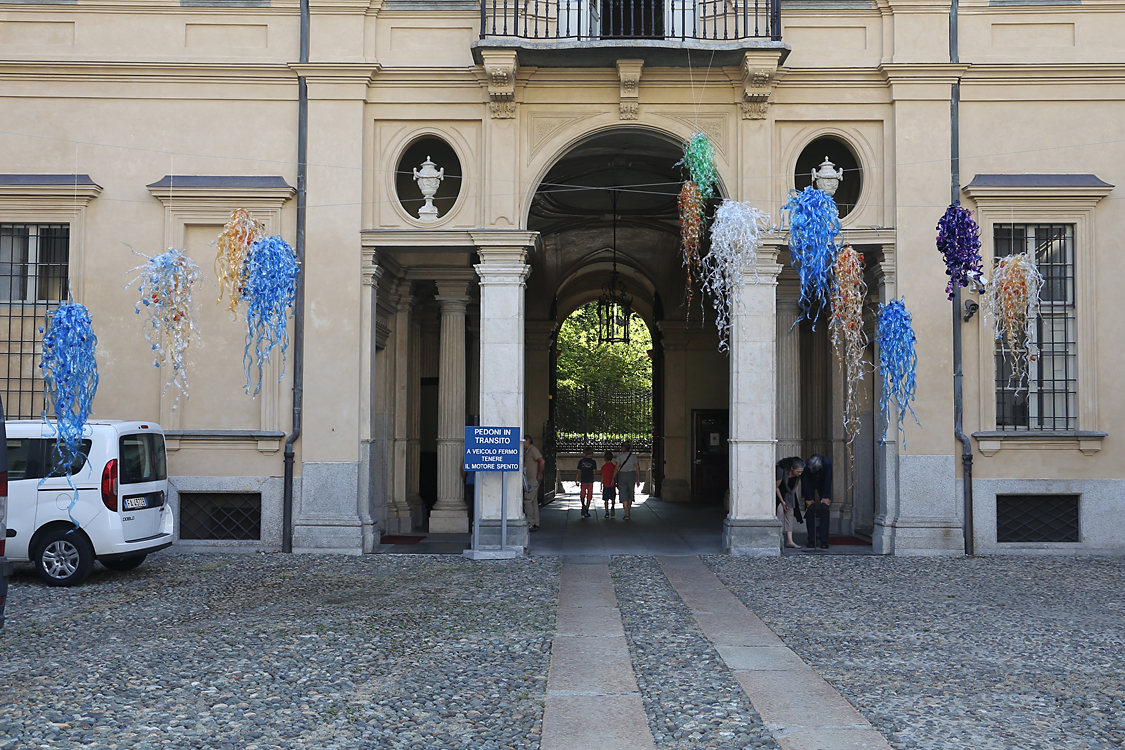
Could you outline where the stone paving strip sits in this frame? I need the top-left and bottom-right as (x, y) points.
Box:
(658, 556), (894, 750)
(610, 556), (780, 749)
(1, 554), (559, 750)
(705, 555), (1125, 750)
(541, 556), (655, 750)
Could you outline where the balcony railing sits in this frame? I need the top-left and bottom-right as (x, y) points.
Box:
(480, 0), (781, 42)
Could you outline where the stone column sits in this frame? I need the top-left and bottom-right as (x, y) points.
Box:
(387, 284), (414, 534)
(429, 276), (474, 534)
(775, 271), (802, 460)
(473, 235), (535, 550)
(656, 321), (691, 502)
(724, 244), (783, 555)
(871, 245), (901, 555)
(524, 320), (556, 489)
(407, 310), (424, 530)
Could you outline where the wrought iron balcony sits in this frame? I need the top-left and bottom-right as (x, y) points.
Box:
(478, 0), (782, 51)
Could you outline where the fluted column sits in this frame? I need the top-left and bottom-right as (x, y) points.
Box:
(429, 277), (473, 534)
(725, 243), (783, 556)
(387, 285), (414, 534)
(776, 271), (802, 460)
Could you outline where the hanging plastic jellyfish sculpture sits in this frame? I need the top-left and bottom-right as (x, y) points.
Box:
(40, 302), (99, 525)
(678, 181), (706, 301)
(935, 201), (984, 300)
(830, 245), (868, 443)
(242, 235), (300, 396)
(876, 298), (920, 445)
(702, 199), (770, 351)
(982, 252), (1043, 393)
(781, 186), (840, 328)
(677, 132), (720, 200)
(215, 208), (266, 312)
(126, 247), (202, 408)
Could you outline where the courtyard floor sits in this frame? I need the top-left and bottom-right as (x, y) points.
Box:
(1, 551), (1122, 749)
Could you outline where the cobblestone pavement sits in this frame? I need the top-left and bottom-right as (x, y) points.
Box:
(705, 555), (1125, 750)
(6, 552), (1123, 750)
(1, 554), (559, 750)
(609, 557), (779, 750)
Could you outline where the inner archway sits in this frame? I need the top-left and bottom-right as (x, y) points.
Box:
(520, 126), (732, 552)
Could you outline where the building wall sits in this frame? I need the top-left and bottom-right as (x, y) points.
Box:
(1, 0), (1122, 553)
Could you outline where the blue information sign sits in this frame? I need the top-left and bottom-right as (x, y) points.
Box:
(464, 426), (521, 472)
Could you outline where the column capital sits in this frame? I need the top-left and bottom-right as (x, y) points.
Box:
(434, 278), (474, 305)
(656, 320), (691, 350)
(525, 320), (556, 347)
(752, 242), (784, 281)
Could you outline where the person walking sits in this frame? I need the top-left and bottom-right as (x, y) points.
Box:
(600, 451), (617, 518)
(523, 436), (544, 532)
(776, 456), (804, 549)
(575, 447), (598, 518)
(802, 453), (833, 549)
(612, 442), (642, 521)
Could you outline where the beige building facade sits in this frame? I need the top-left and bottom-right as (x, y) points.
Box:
(1, 0), (1121, 555)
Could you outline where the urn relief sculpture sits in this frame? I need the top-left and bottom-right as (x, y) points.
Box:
(412, 156), (445, 222)
(812, 157), (844, 197)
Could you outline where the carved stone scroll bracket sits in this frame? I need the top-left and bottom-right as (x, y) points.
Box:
(481, 49), (519, 119)
(739, 51), (784, 120)
(617, 59), (644, 120)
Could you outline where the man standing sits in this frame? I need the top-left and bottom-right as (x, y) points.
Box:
(801, 454), (832, 549)
(574, 447), (598, 518)
(523, 436), (545, 532)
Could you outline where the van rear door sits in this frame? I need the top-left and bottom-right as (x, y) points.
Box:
(118, 432), (168, 542)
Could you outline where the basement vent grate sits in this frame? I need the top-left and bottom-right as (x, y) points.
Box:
(996, 494), (1079, 543)
(179, 492), (262, 541)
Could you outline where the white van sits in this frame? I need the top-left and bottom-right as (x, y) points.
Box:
(5, 420), (173, 586)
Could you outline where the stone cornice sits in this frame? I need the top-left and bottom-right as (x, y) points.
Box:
(0, 61), (296, 85)
(361, 229), (540, 253)
(879, 63), (971, 84)
(962, 63), (1125, 87)
(288, 63), (380, 82)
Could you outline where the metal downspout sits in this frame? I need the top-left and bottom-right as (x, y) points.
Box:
(950, 0), (974, 556)
(282, 0), (309, 553)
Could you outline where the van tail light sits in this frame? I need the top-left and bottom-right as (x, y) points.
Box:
(0, 540), (5, 557)
(101, 459), (119, 512)
(0, 470), (7, 498)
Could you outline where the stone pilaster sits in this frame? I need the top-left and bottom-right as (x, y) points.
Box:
(429, 276), (474, 534)
(387, 284), (415, 534)
(725, 244), (783, 555)
(871, 245), (901, 555)
(776, 271), (802, 461)
(473, 233), (536, 551)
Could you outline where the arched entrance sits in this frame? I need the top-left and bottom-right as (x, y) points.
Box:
(518, 127), (734, 549)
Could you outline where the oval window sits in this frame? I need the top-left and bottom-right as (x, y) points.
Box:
(794, 136), (862, 218)
(395, 136), (463, 223)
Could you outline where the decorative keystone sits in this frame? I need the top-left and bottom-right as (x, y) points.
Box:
(481, 50), (519, 119)
(617, 59), (644, 120)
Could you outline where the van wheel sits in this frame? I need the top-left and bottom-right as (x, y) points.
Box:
(34, 530), (95, 587)
(101, 554), (148, 572)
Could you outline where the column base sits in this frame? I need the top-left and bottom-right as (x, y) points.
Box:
(292, 520), (365, 554)
(463, 548), (523, 560)
(875, 517), (964, 556)
(723, 516), (782, 556)
(384, 512), (413, 535)
(428, 506), (470, 534)
(474, 518), (528, 553)
(660, 478), (690, 503)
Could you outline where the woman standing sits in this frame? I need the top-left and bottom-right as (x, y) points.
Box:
(613, 442), (642, 521)
(775, 456), (804, 549)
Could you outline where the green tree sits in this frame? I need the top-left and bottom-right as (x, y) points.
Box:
(556, 303), (652, 392)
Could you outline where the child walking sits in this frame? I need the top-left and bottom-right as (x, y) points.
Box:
(600, 451), (617, 518)
(575, 447), (598, 518)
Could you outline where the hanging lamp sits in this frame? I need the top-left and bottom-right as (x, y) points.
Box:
(597, 190), (632, 345)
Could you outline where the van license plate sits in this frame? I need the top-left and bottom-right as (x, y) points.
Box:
(124, 497), (149, 510)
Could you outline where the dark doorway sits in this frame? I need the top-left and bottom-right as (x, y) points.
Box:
(692, 409), (728, 501)
(419, 377), (438, 515)
(601, 0), (664, 38)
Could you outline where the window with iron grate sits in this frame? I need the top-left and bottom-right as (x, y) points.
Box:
(0, 223), (70, 420)
(993, 223), (1076, 430)
(996, 494), (1079, 543)
(179, 492), (262, 540)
